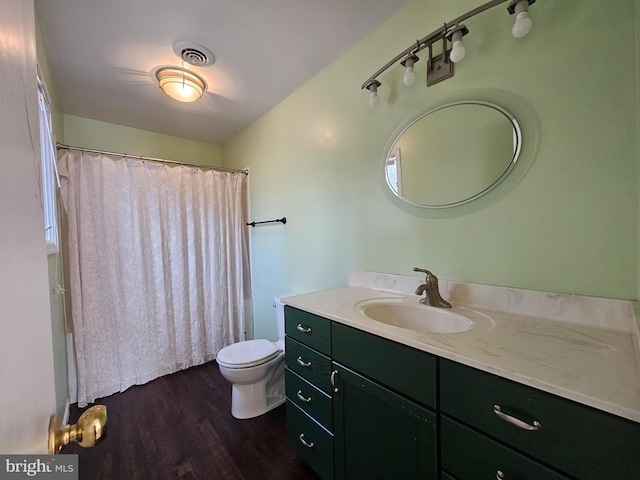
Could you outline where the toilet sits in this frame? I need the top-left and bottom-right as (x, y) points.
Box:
(216, 296), (286, 419)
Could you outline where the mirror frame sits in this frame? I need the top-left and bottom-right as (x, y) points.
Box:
(379, 89), (540, 218)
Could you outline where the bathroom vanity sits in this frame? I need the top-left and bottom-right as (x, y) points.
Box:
(283, 272), (640, 480)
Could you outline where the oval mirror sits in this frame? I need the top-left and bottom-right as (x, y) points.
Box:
(383, 101), (521, 208)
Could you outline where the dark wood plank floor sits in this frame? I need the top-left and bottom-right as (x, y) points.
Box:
(63, 361), (320, 480)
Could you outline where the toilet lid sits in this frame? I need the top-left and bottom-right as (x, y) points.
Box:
(216, 339), (279, 368)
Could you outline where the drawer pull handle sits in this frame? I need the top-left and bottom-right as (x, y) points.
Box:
(299, 433), (314, 448)
(493, 405), (541, 431)
(296, 324), (312, 333)
(331, 369), (339, 393)
(296, 390), (312, 403)
(496, 471), (505, 480)
(296, 356), (312, 368)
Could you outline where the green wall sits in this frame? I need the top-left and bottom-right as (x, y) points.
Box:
(63, 115), (222, 166)
(223, 0), (638, 340)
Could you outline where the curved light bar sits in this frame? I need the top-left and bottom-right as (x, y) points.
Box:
(361, 0), (537, 104)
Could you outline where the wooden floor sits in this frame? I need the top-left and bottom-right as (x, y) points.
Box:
(63, 361), (320, 480)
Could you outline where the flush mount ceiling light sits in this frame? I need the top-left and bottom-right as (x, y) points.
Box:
(156, 67), (207, 103)
(362, 0), (538, 106)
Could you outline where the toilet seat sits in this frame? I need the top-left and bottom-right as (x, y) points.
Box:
(217, 339), (280, 369)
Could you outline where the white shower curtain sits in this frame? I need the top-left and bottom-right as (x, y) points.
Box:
(59, 152), (251, 407)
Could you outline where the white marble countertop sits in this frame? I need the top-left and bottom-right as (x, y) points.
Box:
(282, 272), (640, 423)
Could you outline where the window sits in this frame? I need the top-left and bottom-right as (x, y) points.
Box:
(385, 147), (402, 195)
(37, 67), (60, 254)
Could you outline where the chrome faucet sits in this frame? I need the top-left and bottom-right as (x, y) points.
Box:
(413, 267), (452, 308)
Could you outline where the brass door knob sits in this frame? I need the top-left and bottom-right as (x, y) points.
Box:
(48, 405), (107, 454)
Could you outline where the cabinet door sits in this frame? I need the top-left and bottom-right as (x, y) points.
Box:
(332, 362), (437, 480)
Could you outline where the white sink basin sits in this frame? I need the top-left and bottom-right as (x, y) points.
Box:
(355, 297), (483, 334)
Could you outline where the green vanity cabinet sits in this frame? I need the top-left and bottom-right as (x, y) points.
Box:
(440, 359), (640, 480)
(284, 305), (640, 480)
(332, 362), (438, 479)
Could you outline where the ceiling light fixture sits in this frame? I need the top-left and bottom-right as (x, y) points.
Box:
(156, 67), (206, 103)
(361, 0), (538, 105)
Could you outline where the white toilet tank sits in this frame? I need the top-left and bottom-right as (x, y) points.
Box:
(274, 295), (287, 349)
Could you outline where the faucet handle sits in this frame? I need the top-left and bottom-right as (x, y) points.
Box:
(413, 267), (434, 277)
(414, 267), (441, 287)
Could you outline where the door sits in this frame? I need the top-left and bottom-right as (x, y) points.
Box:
(0, 0), (58, 453)
(332, 363), (437, 480)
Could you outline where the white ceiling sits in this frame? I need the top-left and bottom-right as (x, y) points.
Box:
(35, 0), (411, 146)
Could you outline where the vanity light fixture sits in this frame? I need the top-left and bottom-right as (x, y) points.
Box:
(362, 0), (538, 105)
(156, 67), (206, 103)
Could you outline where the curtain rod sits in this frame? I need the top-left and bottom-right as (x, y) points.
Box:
(56, 142), (248, 175)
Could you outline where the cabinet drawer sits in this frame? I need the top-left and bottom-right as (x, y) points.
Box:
(332, 323), (436, 408)
(285, 336), (333, 394)
(285, 306), (331, 355)
(287, 401), (334, 480)
(440, 359), (640, 480)
(441, 416), (570, 480)
(285, 367), (332, 431)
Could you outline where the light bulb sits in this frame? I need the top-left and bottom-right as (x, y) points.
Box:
(367, 81), (380, 107)
(450, 40), (466, 63)
(403, 66), (416, 86)
(401, 56), (418, 86)
(448, 28), (466, 64)
(369, 90), (379, 107)
(512, 11), (532, 38)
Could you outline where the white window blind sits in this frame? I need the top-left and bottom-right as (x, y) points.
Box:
(37, 67), (60, 254)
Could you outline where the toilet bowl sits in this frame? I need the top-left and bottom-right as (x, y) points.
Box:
(217, 297), (287, 419)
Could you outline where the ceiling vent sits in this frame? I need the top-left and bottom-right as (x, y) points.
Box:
(172, 41), (215, 67)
